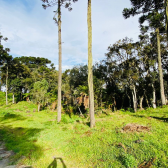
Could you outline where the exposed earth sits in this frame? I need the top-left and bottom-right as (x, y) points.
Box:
(0, 142), (31, 168)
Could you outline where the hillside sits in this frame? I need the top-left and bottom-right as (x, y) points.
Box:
(0, 101), (168, 167)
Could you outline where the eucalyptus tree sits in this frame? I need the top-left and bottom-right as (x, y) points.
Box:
(123, 0), (167, 105)
(106, 37), (140, 112)
(137, 32), (157, 108)
(93, 62), (106, 109)
(41, 0), (78, 122)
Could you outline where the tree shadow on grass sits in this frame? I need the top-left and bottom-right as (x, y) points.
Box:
(48, 157), (67, 168)
(0, 125), (43, 164)
(0, 113), (26, 123)
(151, 116), (168, 122)
(131, 114), (146, 118)
(131, 114), (168, 122)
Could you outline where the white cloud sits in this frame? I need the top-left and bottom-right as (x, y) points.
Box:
(0, 0), (140, 71)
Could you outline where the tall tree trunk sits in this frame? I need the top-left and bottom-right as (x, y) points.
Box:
(144, 92), (150, 108)
(152, 84), (156, 109)
(13, 93), (15, 104)
(166, 0), (168, 41)
(139, 96), (144, 110)
(132, 85), (137, 112)
(6, 65), (8, 105)
(57, 0), (62, 122)
(156, 28), (166, 105)
(113, 97), (116, 111)
(87, 0), (95, 128)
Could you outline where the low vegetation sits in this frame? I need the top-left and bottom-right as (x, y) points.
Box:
(0, 101), (168, 168)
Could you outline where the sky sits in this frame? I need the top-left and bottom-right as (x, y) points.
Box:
(0, 0), (140, 71)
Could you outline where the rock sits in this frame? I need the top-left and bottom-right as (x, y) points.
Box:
(0, 143), (32, 168)
(0, 151), (14, 159)
(18, 165), (33, 168)
(4, 166), (16, 168)
(0, 158), (10, 168)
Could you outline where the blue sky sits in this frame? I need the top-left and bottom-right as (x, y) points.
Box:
(0, 0), (140, 71)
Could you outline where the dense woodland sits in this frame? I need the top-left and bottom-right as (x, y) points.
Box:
(1, 0), (168, 124)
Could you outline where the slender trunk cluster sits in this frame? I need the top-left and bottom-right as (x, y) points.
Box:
(87, 0), (95, 128)
(6, 65), (8, 105)
(156, 28), (166, 106)
(57, 0), (62, 122)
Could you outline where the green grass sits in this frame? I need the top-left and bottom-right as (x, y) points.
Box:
(0, 101), (168, 167)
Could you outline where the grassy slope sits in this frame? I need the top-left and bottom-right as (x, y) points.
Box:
(0, 101), (168, 168)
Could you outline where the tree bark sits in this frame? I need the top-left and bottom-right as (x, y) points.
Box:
(57, 0), (62, 122)
(144, 92), (150, 108)
(152, 84), (156, 109)
(87, 0), (95, 128)
(156, 28), (166, 105)
(113, 97), (116, 111)
(166, 0), (168, 41)
(132, 85), (137, 112)
(6, 65), (8, 105)
(13, 93), (14, 104)
(139, 96), (144, 110)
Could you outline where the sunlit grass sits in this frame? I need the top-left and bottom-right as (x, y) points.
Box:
(0, 101), (168, 167)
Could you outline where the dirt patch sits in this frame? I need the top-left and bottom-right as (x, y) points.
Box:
(0, 142), (32, 168)
(122, 123), (150, 132)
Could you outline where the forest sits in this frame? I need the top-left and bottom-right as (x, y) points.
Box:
(0, 0), (168, 168)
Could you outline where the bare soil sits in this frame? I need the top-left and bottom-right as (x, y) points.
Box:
(122, 123), (150, 132)
(0, 142), (32, 168)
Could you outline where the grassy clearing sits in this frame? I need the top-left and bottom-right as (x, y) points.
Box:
(0, 101), (168, 168)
